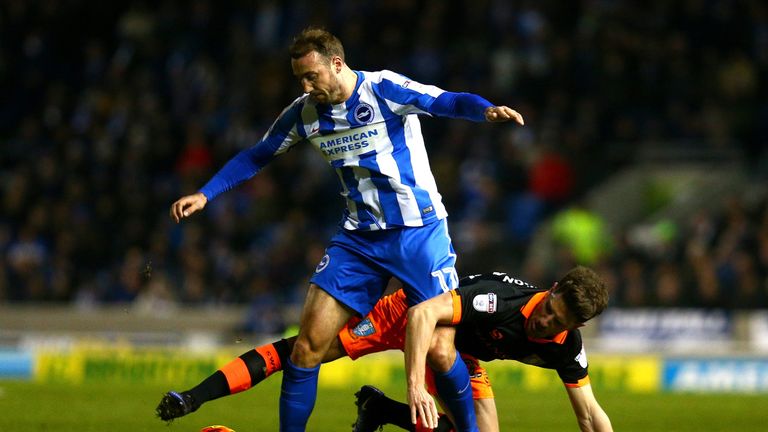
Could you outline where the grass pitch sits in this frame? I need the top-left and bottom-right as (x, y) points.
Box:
(1, 378), (767, 431)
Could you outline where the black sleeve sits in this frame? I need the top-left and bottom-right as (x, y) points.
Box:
(556, 331), (590, 385)
(455, 279), (516, 325)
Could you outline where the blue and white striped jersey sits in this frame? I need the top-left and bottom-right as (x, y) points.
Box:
(200, 70), (493, 231)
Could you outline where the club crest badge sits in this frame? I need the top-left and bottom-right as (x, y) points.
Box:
(352, 318), (376, 337)
(315, 254), (330, 273)
(354, 103), (374, 124)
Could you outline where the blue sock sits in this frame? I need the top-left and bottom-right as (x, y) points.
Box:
(432, 352), (478, 432)
(279, 358), (320, 432)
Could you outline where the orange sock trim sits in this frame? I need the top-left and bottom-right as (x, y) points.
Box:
(220, 357), (251, 394)
(255, 344), (282, 377)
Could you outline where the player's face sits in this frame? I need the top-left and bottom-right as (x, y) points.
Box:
(526, 289), (581, 339)
(291, 51), (343, 104)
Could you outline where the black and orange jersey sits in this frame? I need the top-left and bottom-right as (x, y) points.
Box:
(451, 272), (590, 386)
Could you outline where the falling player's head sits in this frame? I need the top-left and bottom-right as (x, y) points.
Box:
(554, 266), (609, 323)
(526, 266), (608, 339)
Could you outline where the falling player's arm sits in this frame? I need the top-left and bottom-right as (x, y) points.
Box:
(404, 291), (457, 429)
(474, 397), (500, 432)
(565, 383), (613, 432)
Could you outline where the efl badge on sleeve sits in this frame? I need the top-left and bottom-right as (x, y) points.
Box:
(472, 293), (497, 313)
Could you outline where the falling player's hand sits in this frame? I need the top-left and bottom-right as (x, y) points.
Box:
(408, 385), (439, 430)
(484, 106), (524, 125)
(170, 192), (208, 223)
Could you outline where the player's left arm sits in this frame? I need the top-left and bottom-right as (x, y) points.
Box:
(374, 72), (523, 124)
(483, 105), (525, 123)
(429, 92), (524, 124)
(404, 291), (457, 429)
(564, 382), (613, 432)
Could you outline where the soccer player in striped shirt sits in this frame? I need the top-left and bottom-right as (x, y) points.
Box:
(169, 27), (523, 432)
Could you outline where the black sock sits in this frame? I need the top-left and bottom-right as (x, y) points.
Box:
(376, 394), (417, 431)
(186, 338), (291, 406)
(186, 370), (229, 407)
(376, 396), (457, 432)
(434, 415), (455, 432)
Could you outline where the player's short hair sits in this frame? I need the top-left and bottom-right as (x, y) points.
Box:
(555, 266), (609, 322)
(289, 27), (345, 63)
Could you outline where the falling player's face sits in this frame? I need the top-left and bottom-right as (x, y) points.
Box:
(526, 287), (582, 339)
(291, 51), (344, 104)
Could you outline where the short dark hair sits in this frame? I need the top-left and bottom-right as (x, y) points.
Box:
(289, 27), (345, 62)
(554, 266), (609, 322)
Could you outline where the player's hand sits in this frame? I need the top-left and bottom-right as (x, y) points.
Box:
(408, 385), (439, 430)
(170, 192), (208, 223)
(484, 106), (524, 125)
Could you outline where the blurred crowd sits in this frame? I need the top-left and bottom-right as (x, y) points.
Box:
(542, 191), (768, 310)
(1, 1), (767, 329)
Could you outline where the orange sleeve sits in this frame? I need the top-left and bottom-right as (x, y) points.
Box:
(450, 290), (462, 325)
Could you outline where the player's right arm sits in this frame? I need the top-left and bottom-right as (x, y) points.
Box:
(170, 192), (208, 223)
(169, 100), (305, 223)
(404, 291), (458, 429)
(565, 383), (613, 432)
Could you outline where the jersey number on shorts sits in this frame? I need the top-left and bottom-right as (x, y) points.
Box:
(431, 267), (459, 292)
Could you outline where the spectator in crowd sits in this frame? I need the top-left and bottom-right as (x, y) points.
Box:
(1, 0), (766, 316)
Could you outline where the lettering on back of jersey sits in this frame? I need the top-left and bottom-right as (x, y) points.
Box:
(501, 275), (536, 288)
(473, 293), (497, 313)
